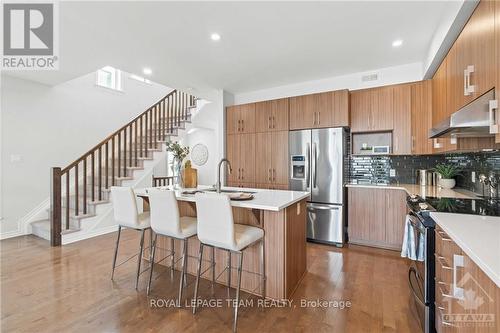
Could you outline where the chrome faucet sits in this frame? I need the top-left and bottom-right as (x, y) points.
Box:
(216, 158), (232, 193)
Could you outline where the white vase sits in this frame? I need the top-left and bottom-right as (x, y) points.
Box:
(439, 178), (456, 189)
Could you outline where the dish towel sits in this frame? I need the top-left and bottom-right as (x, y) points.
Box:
(401, 214), (424, 261)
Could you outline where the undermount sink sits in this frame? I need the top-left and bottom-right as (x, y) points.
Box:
(203, 188), (256, 194)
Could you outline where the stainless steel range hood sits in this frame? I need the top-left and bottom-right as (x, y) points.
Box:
(429, 89), (498, 138)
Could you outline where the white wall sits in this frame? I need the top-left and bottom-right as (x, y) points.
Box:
(233, 62), (423, 104)
(0, 72), (171, 235)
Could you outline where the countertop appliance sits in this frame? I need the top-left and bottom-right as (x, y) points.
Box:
(289, 127), (347, 246)
(405, 194), (500, 333)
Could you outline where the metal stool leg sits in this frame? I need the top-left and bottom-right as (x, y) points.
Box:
(111, 225), (122, 280)
(147, 232), (158, 295)
(170, 238), (175, 279)
(233, 251), (243, 333)
(135, 229), (146, 290)
(177, 238), (188, 306)
(227, 250), (231, 295)
(211, 247), (216, 292)
(192, 243), (204, 314)
(260, 239), (266, 299)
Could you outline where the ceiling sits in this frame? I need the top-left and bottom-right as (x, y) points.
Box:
(3, 1), (464, 95)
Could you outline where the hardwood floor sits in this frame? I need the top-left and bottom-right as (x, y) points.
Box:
(1, 231), (421, 333)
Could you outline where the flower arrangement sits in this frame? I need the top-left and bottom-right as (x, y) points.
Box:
(165, 141), (189, 162)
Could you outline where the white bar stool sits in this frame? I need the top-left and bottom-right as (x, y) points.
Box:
(192, 192), (265, 332)
(110, 186), (152, 289)
(146, 189), (198, 306)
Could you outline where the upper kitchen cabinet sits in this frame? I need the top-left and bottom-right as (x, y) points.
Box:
(255, 98), (289, 132)
(432, 58), (457, 153)
(350, 86), (393, 132)
(226, 103), (256, 134)
(289, 90), (349, 130)
(392, 84), (412, 155)
(411, 80), (434, 155)
(447, 0), (496, 111)
(496, 0), (500, 144)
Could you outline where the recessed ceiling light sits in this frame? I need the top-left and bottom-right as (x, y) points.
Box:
(143, 67), (152, 75)
(210, 33), (221, 41)
(392, 39), (403, 48)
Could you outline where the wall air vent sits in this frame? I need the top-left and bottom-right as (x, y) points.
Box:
(361, 73), (379, 82)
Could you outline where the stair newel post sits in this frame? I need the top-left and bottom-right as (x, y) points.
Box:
(134, 121), (138, 167)
(91, 151), (95, 201)
(105, 141), (109, 189)
(123, 128), (127, 177)
(83, 157), (87, 214)
(50, 167), (62, 246)
(111, 136), (115, 186)
(98, 147), (102, 201)
(74, 164), (79, 217)
(117, 131), (121, 178)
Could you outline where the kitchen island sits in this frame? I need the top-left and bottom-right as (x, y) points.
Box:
(136, 186), (310, 300)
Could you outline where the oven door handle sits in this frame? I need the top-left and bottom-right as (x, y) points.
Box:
(408, 266), (426, 306)
(408, 213), (426, 234)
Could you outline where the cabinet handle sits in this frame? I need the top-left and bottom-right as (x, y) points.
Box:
(489, 99), (499, 134)
(268, 168), (271, 181)
(268, 116), (271, 129)
(317, 111), (320, 125)
(411, 135), (415, 153)
(241, 119), (244, 132)
(313, 112), (317, 125)
(273, 169), (276, 181)
(238, 168), (241, 180)
(435, 254), (452, 270)
(464, 65), (475, 96)
(272, 116), (276, 129)
(437, 230), (452, 241)
(241, 168), (244, 180)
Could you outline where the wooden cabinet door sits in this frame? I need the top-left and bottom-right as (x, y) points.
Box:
(464, 0), (496, 102)
(446, 37), (466, 115)
(371, 86), (394, 131)
(393, 84), (412, 155)
(226, 134), (240, 183)
(226, 106), (240, 135)
(271, 98), (289, 131)
(350, 90), (371, 132)
(239, 133), (255, 183)
(316, 91), (334, 128)
(271, 131), (289, 185)
(496, 0), (500, 144)
(289, 94), (316, 130)
(385, 189), (406, 248)
(255, 101), (272, 133)
(332, 89), (349, 127)
(411, 80), (433, 155)
(432, 58), (457, 153)
(255, 132), (272, 184)
(348, 188), (372, 242)
(239, 103), (255, 133)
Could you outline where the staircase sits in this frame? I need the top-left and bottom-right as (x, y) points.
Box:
(29, 89), (200, 246)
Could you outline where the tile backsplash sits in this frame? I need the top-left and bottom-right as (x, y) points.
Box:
(349, 152), (500, 195)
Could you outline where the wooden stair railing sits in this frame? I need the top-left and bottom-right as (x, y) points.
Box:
(50, 90), (196, 246)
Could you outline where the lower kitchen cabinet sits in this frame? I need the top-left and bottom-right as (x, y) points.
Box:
(228, 181), (255, 189)
(435, 225), (500, 333)
(348, 187), (406, 250)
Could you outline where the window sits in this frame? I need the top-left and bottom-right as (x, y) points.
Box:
(96, 66), (122, 91)
(130, 74), (152, 85)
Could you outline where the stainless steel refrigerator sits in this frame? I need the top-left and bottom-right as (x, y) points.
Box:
(289, 127), (346, 246)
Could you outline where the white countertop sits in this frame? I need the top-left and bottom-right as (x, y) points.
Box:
(430, 212), (500, 288)
(135, 185), (310, 212)
(345, 183), (477, 199)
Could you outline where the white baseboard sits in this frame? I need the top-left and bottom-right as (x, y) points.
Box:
(0, 228), (24, 240)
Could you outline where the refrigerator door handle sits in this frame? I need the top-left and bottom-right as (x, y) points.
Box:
(307, 205), (339, 210)
(306, 143), (311, 190)
(312, 142), (317, 188)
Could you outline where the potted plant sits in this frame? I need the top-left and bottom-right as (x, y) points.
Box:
(165, 141), (189, 187)
(434, 163), (461, 189)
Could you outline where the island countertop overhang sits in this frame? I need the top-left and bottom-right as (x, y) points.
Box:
(135, 185), (310, 211)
